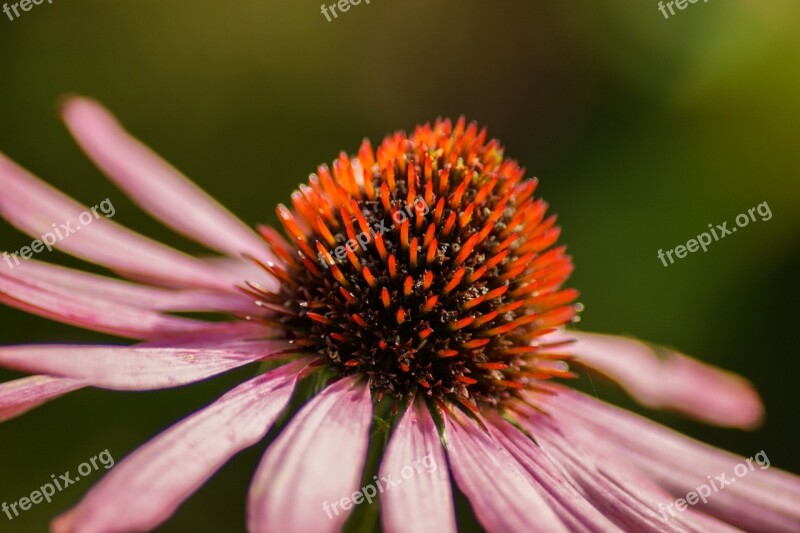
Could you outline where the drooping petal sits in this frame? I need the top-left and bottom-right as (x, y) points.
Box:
(248, 376), (372, 533)
(513, 401), (690, 532)
(61, 97), (272, 263)
(0, 341), (294, 390)
(9, 259), (258, 313)
(0, 338), (280, 424)
(0, 152), (238, 291)
(379, 401), (456, 533)
(486, 412), (624, 532)
(532, 388), (800, 532)
(6, 258), (258, 314)
(0, 375), (86, 422)
(51, 359), (306, 533)
(546, 330), (763, 429)
(443, 408), (568, 532)
(0, 271), (266, 340)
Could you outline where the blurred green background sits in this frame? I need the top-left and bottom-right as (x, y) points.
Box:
(1, 1), (799, 531)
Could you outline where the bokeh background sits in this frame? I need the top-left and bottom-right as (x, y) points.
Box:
(1, 1), (799, 531)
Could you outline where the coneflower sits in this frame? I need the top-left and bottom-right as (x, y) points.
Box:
(0, 99), (797, 533)
(257, 121), (578, 412)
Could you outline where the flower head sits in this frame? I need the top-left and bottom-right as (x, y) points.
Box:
(0, 99), (797, 533)
(258, 118), (578, 410)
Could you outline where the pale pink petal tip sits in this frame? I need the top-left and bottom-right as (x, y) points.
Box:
(555, 331), (764, 429)
(0, 152), (239, 291)
(60, 96), (272, 263)
(0, 375), (85, 422)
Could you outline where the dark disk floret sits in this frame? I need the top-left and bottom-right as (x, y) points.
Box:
(252, 118), (580, 410)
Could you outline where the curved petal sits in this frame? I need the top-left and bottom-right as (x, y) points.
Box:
(0, 337), (278, 424)
(0, 152), (237, 291)
(547, 330), (763, 429)
(533, 388), (800, 532)
(61, 97), (272, 263)
(0, 375), (86, 422)
(0, 270), (266, 340)
(0, 341), (294, 390)
(379, 400), (456, 533)
(10, 259), (258, 313)
(52, 359), (306, 533)
(486, 412), (623, 532)
(514, 402), (690, 532)
(248, 376), (372, 533)
(443, 408), (568, 532)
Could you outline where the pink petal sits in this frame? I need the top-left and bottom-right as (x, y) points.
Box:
(514, 401), (691, 532)
(443, 408), (568, 532)
(0, 270), (266, 340)
(0, 341), (293, 390)
(379, 401), (456, 533)
(0, 375), (86, 422)
(247, 376), (372, 533)
(51, 360), (306, 533)
(202, 256), (279, 292)
(683, 508), (746, 533)
(0, 153), (239, 291)
(7, 258), (258, 313)
(550, 330), (763, 428)
(61, 97), (272, 263)
(535, 388), (800, 532)
(486, 412), (623, 532)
